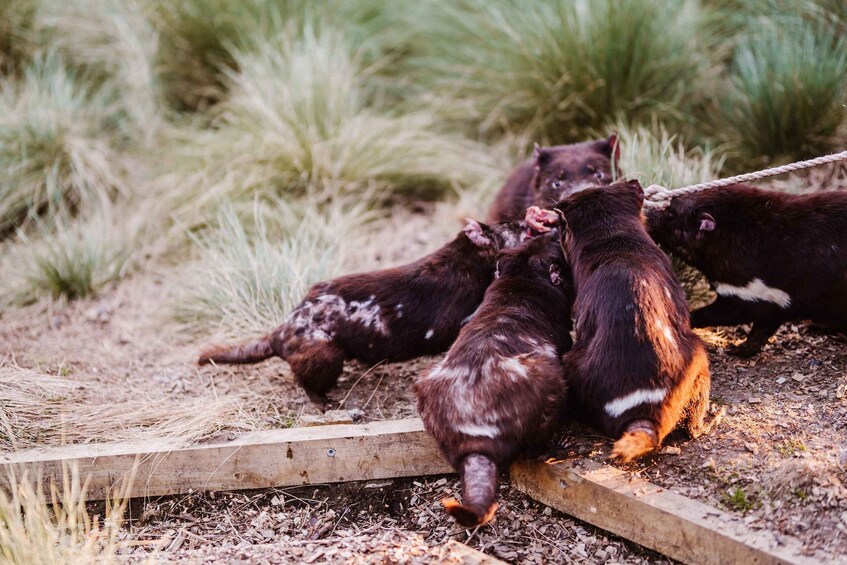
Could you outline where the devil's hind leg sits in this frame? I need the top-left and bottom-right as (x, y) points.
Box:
(285, 341), (345, 406)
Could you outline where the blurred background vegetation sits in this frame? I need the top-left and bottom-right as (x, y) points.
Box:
(0, 0), (845, 332)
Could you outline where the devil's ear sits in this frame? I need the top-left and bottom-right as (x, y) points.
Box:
(698, 213), (716, 232)
(553, 207), (567, 226)
(533, 144), (552, 169)
(622, 178), (644, 207)
(624, 178), (643, 194)
(549, 263), (562, 286)
(463, 218), (494, 247)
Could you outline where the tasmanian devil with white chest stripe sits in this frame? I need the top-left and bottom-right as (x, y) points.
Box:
(416, 232), (573, 527)
(645, 184), (847, 356)
(198, 219), (526, 406)
(532, 180), (723, 462)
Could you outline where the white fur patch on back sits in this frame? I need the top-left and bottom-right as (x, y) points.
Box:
(285, 293), (389, 341)
(654, 319), (676, 349)
(605, 388), (668, 418)
(715, 278), (791, 309)
(455, 422), (500, 438)
(348, 295), (388, 333)
(498, 356), (529, 381)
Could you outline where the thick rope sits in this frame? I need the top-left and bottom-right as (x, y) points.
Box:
(643, 149), (847, 210)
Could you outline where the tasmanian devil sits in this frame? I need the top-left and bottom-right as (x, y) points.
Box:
(645, 184), (847, 356)
(486, 135), (620, 223)
(416, 232), (573, 527)
(198, 219), (526, 406)
(532, 180), (722, 462)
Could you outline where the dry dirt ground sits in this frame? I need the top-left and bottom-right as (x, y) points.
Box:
(2, 190), (847, 562)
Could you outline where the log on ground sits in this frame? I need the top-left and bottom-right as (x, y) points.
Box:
(510, 458), (827, 565)
(0, 418), (452, 502)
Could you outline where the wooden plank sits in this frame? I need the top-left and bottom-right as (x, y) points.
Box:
(443, 540), (508, 564)
(3, 419), (828, 564)
(510, 459), (825, 565)
(0, 419), (452, 502)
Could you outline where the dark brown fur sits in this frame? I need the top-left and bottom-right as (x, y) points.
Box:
(486, 135), (620, 223)
(416, 233), (573, 526)
(199, 220), (526, 405)
(553, 180), (721, 462)
(645, 184), (847, 356)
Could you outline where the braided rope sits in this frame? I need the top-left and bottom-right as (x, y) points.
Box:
(643, 149), (847, 210)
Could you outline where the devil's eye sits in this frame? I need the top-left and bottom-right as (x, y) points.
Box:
(594, 171), (603, 180)
(551, 180), (563, 189)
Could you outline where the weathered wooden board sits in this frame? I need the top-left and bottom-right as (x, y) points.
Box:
(0, 418), (452, 501)
(2, 419), (828, 564)
(510, 459), (824, 565)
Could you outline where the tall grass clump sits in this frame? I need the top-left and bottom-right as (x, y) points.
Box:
(710, 0), (847, 38)
(0, 468), (141, 564)
(152, 0), (317, 111)
(158, 25), (496, 232)
(1, 211), (133, 305)
(0, 53), (124, 236)
(615, 121), (725, 189)
(172, 197), (369, 337)
(417, 0), (718, 140)
(152, 0), (429, 111)
(719, 20), (847, 164)
(37, 0), (165, 137)
(0, 0), (38, 76)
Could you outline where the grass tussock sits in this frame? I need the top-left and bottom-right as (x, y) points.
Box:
(0, 0), (38, 76)
(417, 0), (717, 140)
(156, 25), (497, 234)
(615, 121), (724, 189)
(0, 53), (124, 236)
(36, 0), (164, 137)
(172, 197), (369, 338)
(151, 0), (427, 111)
(1, 209), (134, 305)
(720, 19), (847, 164)
(152, 0), (316, 111)
(0, 467), (140, 565)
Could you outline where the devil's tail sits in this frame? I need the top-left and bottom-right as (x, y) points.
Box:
(442, 453), (499, 527)
(198, 334), (274, 366)
(611, 419), (658, 463)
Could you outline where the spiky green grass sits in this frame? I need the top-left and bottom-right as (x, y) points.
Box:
(172, 197), (370, 337)
(417, 0), (718, 140)
(37, 0), (164, 136)
(2, 210), (133, 304)
(0, 0), (38, 76)
(615, 121), (724, 189)
(0, 467), (142, 564)
(0, 53), (123, 236)
(151, 0), (319, 111)
(720, 19), (847, 163)
(155, 25), (497, 235)
(151, 0), (428, 111)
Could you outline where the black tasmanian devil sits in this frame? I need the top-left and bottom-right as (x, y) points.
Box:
(531, 180), (723, 462)
(645, 184), (847, 356)
(416, 232), (573, 527)
(199, 219), (526, 406)
(486, 135), (620, 223)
